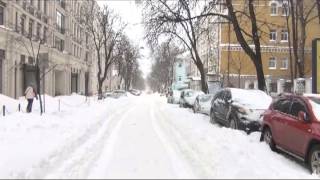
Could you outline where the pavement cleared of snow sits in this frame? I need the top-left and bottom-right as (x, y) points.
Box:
(0, 94), (318, 179)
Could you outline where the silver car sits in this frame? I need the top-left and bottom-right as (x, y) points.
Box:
(193, 94), (214, 115)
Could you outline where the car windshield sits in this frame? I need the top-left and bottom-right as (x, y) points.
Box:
(309, 97), (320, 121)
(201, 95), (213, 102)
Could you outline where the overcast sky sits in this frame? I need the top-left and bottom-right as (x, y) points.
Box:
(97, 0), (151, 78)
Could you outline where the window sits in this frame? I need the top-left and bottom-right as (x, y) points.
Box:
(280, 58), (288, 69)
(178, 76), (182, 81)
(36, 23), (41, 39)
(270, 3), (278, 15)
(44, 0), (47, 14)
(269, 57), (277, 69)
(20, 15), (25, 34)
(20, 55), (26, 64)
(28, 56), (34, 64)
(57, 0), (66, 9)
(55, 36), (64, 51)
(281, 29), (288, 42)
(178, 63), (182, 67)
(56, 11), (65, 34)
(273, 99), (292, 114)
(28, 19), (34, 37)
(0, 6), (3, 25)
(37, 0), (41, 10)
(43, 26), (47, 43)
(15, 12), (18, 31)
(270, 30), (277, 41)
(282, 4), (290, 16)
(290, 100), (307, 118)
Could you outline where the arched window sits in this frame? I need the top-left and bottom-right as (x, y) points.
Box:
(270, 3), (278, 15)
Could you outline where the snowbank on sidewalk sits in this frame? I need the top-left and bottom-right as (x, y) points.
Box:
(0, 94), (131, 178)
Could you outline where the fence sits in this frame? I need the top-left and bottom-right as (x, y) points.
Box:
(0, 97), (96, 117)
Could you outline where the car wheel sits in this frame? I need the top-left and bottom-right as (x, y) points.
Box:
(210, 110), (216, 124)
(263, 127), (276, 151)
(309, 145), (320, 175)
(229, 116), (239, 130)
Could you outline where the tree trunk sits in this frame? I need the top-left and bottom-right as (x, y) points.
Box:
(196, 61), (208, 93)
(98, 80), (103, 100)
(253, 57), (266, 91)
(36, 63), (43, 114)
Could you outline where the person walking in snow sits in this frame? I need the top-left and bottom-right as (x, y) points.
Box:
(25, 85), (38, 113)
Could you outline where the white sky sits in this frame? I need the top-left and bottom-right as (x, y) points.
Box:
(97, 0), (151, 78)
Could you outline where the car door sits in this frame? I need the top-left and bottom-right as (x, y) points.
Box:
(270, 98), (292, 146)
(281, 98), (311, 156)
(212, 91), (225, 122)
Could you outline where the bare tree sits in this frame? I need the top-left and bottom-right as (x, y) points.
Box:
(143, 0), (210, 93)
(147, 41), (183, 92)
(284, 0), (318, 78)
(84, 2), (126, 99)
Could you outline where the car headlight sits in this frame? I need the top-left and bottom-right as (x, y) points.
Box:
(238, 107), (247, 114)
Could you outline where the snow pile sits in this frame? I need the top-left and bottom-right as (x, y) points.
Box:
(0, 94), (131, 179)
(153, 95), (316, 179)
(230, 88), (272, 110)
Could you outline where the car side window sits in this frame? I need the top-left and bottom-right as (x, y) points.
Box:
(273, 99), (291, 114)
(289, 100), (307, 118)
(224, 90), (232, 103)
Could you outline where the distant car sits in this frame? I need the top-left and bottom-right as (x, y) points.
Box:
(193, 94), (214, 115)
(110, 90), (127, 99)
(179, 89), (205, 108)
(261, 94), (320, 175)
(210, 88), (272, 133)
(129, 89), (141, 96)
(167, 90), (182, 104)
(104, 92), (112, 98)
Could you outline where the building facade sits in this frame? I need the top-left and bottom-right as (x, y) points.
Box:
(216, 0), (320, 93)
(0, 0), (98, 98)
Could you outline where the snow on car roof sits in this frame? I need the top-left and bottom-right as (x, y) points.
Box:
(228, 88), (272, 109)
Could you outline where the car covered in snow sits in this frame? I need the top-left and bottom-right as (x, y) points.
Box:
(110, 90), (127, 99)
(167, 90), (182, 104)
(193, 94), (214, 115)
(210, 88), (272, 133)
(179, 89), (205, 108)
(129, 89), (142, 96)
(261, 94), (320, 175)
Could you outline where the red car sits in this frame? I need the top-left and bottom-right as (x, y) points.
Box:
(261, 94), (320, 175)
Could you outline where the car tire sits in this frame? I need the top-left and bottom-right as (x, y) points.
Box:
(229, 115), (239, 130)
(308, 145), (320, 175)
(263, 127), (277, 152)
(210, 110), (216, 124)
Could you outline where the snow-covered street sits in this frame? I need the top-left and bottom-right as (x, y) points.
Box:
(0, 94), (318, 179)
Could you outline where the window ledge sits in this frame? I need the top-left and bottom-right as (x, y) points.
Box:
(269, 67), (277, 70)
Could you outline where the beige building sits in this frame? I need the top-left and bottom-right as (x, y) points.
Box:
(216, 0), (319, 92)
(0, 0), (100, 98)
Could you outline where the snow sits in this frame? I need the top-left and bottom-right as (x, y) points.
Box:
(0, 94), (318, 178)
(230, 88), (272, 110)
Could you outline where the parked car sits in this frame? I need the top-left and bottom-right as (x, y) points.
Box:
(193, 94), (214, 115)
(110, 90), (127, 99)
(261, 94), (320, 175)
(129, 89), (141, 96)
(179, 89), (205, 108)
(210, 88), (272, 133)
(167, 90), (182, 104)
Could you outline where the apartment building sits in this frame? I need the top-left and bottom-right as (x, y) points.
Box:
(217, 0), (320, 92)
(0, 0), (98, 98)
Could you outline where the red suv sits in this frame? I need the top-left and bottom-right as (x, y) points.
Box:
(261, 94), (320, 174)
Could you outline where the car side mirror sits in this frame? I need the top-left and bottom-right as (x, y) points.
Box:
(298, 111), (308, 122)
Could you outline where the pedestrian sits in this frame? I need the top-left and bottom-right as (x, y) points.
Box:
(25, 84), (38, 113)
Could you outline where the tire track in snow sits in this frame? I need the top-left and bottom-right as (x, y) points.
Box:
(152, 100), (216, 178)
(149, 103), (197, 179)
(18, 100), (133, 179)
(43, 106), (136, 179)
